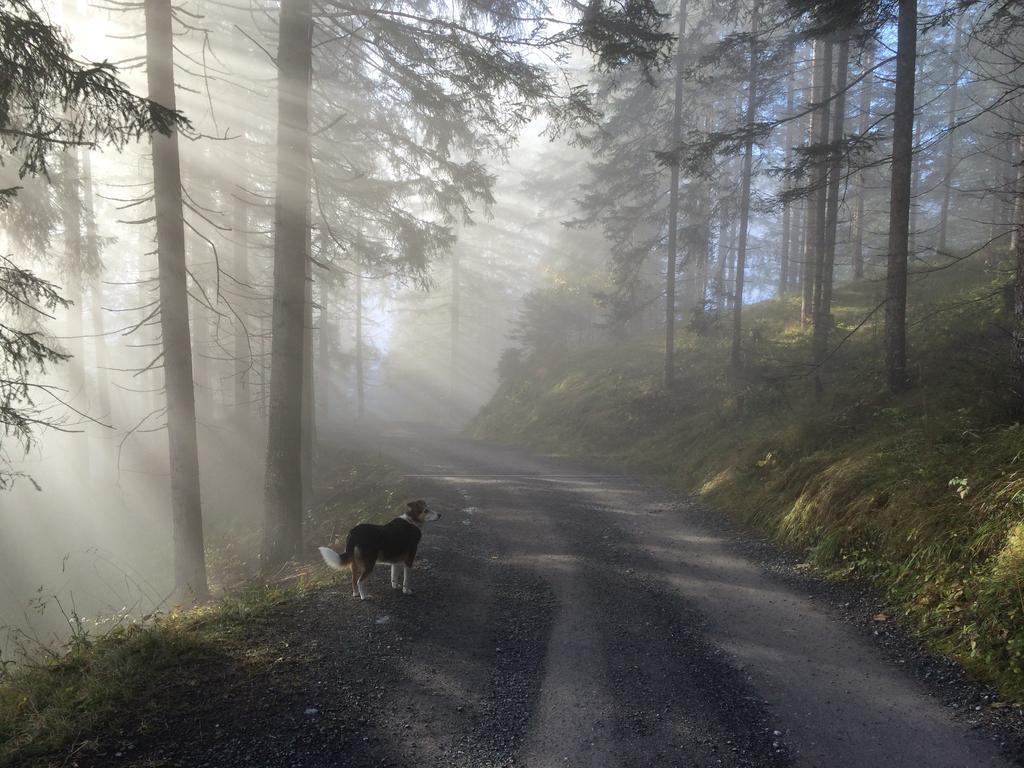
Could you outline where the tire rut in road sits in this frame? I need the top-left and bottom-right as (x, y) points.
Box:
(541, 491), (792, 768)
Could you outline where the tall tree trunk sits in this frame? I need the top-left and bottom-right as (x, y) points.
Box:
(810, 36), (834, 323)
(715, 197), (730, 314)
(793, 195), (805, 293)
(801, 38), (829, 325)
(1013, 135), (1024, 397)
(730, 8), (759, 371)
(885, 0), (918, 391)
(450, 246), (461, 416)
(779, 59), (795, 297)
(814, 33), (850, 365)
(355, 253), (365, 420)
(263, 0), (313, 563)
(80, 149), (112, 422)
(191, 278), (212, 419)
(664, 0), (688, 387)
(145, 0), (207, 599)
(60, 143), (91, 479)
(936, 18), (964, 254)
(908, 115), (923, 256)
(301, 221), (315, 511)
(232, 191), (250, 412)
(317, 227), (330, 426)
(852, 42), (874, 279)
(693, 182), (711, 315)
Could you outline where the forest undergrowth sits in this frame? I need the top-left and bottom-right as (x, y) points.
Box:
(0, 446), (411, 767)
(474, 249), (1024, 700)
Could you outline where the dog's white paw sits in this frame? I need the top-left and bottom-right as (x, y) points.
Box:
(402, 586), (414, 595)
(391, 581), (400, 590)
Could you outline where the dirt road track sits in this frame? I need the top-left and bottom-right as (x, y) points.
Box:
(80, 428), (1020, 768)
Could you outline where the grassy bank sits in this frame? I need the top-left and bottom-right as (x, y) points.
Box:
(0, 447), (411, 767)
(473, 254), (1024, 699)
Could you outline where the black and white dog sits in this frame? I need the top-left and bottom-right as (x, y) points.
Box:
(319, 500), (441, 600)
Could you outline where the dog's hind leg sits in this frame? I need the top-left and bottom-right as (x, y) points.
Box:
(356, 574), (370, 601)
(354, 548), (374, 600)
(390, 563), (401, 590)
(350, 563), (360, 599)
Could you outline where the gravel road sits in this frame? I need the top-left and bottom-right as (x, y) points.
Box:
(80, 426), (1022, 768)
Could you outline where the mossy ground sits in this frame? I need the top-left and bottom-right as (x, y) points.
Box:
(0, 447), (411, 767)
(473, 252), (1024, 699)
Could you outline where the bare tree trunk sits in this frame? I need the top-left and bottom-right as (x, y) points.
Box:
(936, 18), (964, 254)
(301, 221), (315, 511)
(852, 42), (874, 279)
(885, 0), (918, 391)
(60, 142), (92, 480)
(801, 38), (829, 325)
(715, 197), (729, 314)
(811, 36), (834, 324)
(145, 0), (207, 599)
(232, 192), (250, 412)
(191, 280), (212, 419)
(1014, 136), (1024, 397)
(317, 227), (330, 426)
(263, 0), (313, 563)
(814, 33), (849, 365)
(450, 246), (461, 417)
(355, 253), (365, 420)
(80, 149), (112, 422)
(793, 196), (805, 294)
(780, 55), (795, 297)
(693, 182), (711, 315)
(664, 0), (688, 387)
(730, 8), (759, 371)
(908, 115), (923, 257)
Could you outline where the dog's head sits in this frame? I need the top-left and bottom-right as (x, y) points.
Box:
(407, 499), (441, 523)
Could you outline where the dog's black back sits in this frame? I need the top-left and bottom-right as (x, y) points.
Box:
(346, 517), (422, 566)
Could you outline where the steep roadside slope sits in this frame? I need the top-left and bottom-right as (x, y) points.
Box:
(473, 257), (1024, 699)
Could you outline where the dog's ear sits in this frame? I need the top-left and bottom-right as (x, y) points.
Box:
(407, 501), (416, 509)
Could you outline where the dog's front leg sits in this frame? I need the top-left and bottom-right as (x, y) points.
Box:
(391, 563), (401, 590)
(402, 564), (413, 595)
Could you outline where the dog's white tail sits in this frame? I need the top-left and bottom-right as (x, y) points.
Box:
(318, 546), (344, 570)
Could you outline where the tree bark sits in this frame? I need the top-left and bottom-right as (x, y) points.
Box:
(664, 0), (688, 387)
(814, 32), (849, 365)
(301, 217), (315, 511)
(145, 0), (207, 599)
(1014, 135), (1024, 396)
(780, 56), (796, 297)
(885, 0), (918, 391)
(715, 196), (730, 314)
(80, 149), (112, 423)
(317, 226), (330, 426)
(232, 191), (250, 412)
(936, 18), (964, 254)
(730, 7), (759, 371)
(852, 42), (874, 279)
(810, 37), (834, 323)
(264, 0), (313, 563)
(355, 251), (365, 420)
(801, 38), (829, 326)
(450, 246), (461, 416)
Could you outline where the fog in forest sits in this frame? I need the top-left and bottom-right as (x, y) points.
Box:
(1, 0), (1021, 664)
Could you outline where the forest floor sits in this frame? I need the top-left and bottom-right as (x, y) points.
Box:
(5, 425), (1024, 767)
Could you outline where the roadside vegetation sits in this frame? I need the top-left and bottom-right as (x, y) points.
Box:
(475, 250), (1024, 700)
(0, 450), (410, 768)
